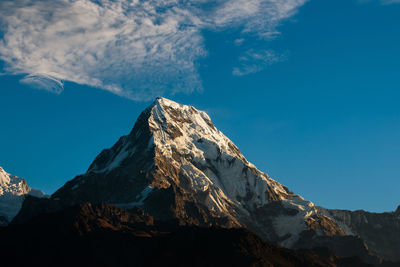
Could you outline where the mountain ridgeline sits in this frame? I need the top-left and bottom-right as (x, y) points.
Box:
(6, 98), (400, 266)
(0, 167), (46, 226)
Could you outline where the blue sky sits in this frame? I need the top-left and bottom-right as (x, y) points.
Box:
(0, 0), (399, 212)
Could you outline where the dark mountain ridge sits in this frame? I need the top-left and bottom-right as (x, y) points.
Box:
(2, 202), (376, 267)
(324, 207), (400, 262)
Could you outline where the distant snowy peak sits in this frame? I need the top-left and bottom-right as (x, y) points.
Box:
(0, 167), (30, 196)
(0, 167), (46, 225)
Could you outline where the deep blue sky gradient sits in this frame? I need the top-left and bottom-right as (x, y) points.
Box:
(1, 0), (399, 212)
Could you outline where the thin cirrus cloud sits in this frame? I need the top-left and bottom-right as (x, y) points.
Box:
(232, 49), (288, 76)
(0, 0), (308, 101)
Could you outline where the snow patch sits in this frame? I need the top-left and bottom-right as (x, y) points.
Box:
(93, 143), (137, 173)
(273, 196), (317, 247)
(114, 186), (154, 209)
(71, 184), (79, 190)
(318, 208), (355, 236)
(105, 146), (131, 171)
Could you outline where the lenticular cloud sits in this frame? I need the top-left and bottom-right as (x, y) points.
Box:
(0, 0), (307, 100)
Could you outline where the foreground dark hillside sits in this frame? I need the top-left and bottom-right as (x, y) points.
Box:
(0, 202), (383, 267)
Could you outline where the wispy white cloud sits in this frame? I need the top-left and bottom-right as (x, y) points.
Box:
(0, 0), (307, 100)
(213, 0), (307, 38)
(20, 74), (64, 94)
(234, 38), (245, 46)
(233, 49), (287, 76)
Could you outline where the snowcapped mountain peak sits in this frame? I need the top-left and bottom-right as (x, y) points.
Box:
(150, 97), (215, 135)
(0, 167), (29, 195)
(0, 166), (47, 224)
(57, 98), (295, 207)
(0, 166), (9, 184)
(150, 98), (237, 158)
(13, 98), (400, 262)
(53, 98), (345, 247)
(147, 98), (294, 211)
(154, 96), (185, 108)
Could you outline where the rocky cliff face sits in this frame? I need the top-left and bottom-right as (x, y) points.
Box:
(323, 207), (400, 262)
(0, 167), (46, 225)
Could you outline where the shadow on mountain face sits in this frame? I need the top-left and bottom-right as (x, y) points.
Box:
(0, 202), (380, 267)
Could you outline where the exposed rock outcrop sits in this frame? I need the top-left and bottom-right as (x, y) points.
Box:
(324, 208), (400, 262)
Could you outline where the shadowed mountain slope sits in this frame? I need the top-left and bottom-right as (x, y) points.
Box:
(2, 202), (377, 267)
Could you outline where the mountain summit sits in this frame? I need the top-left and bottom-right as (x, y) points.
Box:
(51, 98), (345, 246)
(15, 97), (399, 263)
(0, 167), (46, 225)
